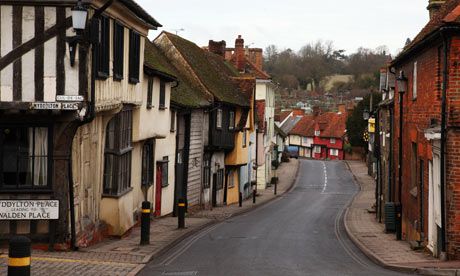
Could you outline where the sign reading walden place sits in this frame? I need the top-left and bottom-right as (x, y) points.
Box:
(0, 200), (59, 220)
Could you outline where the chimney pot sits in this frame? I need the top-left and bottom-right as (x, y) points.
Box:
(427, 0), (446, 19)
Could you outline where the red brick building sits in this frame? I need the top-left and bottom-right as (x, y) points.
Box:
(391, 0), (460, 259)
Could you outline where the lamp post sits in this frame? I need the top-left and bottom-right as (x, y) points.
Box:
(67, 0), (88, 67)
(396, 70), (407, 240)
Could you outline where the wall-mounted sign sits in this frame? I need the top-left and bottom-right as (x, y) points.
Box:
(0, 200), (59, 220)
(30, 102), (61, 110)
(56, 95), (84, 102)
(62, 102), (79, 110)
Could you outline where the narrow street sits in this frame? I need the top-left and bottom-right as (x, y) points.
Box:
(140, 160), (407, 276)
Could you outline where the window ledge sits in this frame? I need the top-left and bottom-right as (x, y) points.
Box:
(159, 106), (167, 110)
(102, 187), (133, 199)
(0, 189), (53, 194)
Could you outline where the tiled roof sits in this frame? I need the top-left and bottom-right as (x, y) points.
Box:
(279, 111), (292, 123)
(147, 40), (211, 108)
(394, 0), (460, 63)
(316, 112), (347, 138)
(162, 32), (250, 107)
(289, 115), (316, 137)
(280, 116), (303, 135)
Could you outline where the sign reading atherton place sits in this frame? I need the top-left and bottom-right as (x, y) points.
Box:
(0, 200), (59, 220)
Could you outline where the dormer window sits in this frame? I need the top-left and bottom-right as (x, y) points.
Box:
(330, 138), (336, 144)
(315, 130), (320, 136)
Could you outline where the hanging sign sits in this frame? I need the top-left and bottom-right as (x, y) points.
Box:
(0, 200), (59, 220)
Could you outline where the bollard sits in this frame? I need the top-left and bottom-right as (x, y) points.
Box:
(239, 192), (243, 207)
(178, 199), (186, 229)
(253, 190), (256, 204)
(140, 201), (151, 245)
(8, 236), (31, 276)
(274, 181), (277, 195)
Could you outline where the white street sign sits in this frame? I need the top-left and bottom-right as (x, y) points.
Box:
(62, 102), (79, 110)
(0, 200), (59, 220)
(30, 102), (61, 110)
(56, 95), (84, 102)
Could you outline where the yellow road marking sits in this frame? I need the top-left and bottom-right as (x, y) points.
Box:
(0, 254), (137, 267)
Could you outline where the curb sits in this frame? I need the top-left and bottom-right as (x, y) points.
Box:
(131, 159), (301, 275)
(342, 161), (460, 276)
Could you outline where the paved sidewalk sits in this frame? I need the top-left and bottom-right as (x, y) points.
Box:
(0, 159), (299, 276)
(345, 160), (460, 275)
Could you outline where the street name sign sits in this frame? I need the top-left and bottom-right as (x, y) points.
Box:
(56, 95), (84, 102)
(0, 200), (59, 220)
(30, 102), (61, 110)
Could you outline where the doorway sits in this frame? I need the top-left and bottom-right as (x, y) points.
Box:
(428, 143), (441, 257)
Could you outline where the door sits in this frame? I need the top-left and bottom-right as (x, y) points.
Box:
(428, 146), (441, 257)
(212, 173), (217, 207)
(155, 164), (162, 217)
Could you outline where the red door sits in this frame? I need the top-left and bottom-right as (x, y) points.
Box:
(155, 164), (162, 217)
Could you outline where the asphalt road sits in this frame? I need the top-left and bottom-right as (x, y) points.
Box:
(140, 160), (409, 276)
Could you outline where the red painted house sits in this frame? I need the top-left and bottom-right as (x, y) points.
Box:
(312, 112), (347, 160)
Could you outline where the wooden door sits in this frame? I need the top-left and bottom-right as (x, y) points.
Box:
(155, 164), (162, 217)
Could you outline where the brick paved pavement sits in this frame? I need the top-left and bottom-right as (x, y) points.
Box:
(345, 160), (460, 275)
(0, 159), (299, 276)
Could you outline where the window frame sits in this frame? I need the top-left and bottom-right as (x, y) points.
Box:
(95, 15), (110, 79)
(103, 107), (134, 197)
(314, 146), (321, 154)
(315, 130), (320, 136)
(159, 79), (166, 109)
(128, 29), (141, 84)
(216, 109), (223, 129)
(413, 61), (418, 100)
(157, 156), (169, 188)
(0, 125), (53, 192)
(203, 154), (211, 189)
(229, 111), (235, 130)
(141, 139), (154, 186)
(330, 138), (336, 144)
(147, 77), (154, 109)
(112, 21), (124, 81)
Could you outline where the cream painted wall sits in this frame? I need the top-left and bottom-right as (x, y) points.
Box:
(133, 75), (171, 142)
(154, 112), (176, 216)
(289, 135), (301, 146)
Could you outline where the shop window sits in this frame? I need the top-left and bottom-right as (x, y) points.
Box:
(0, 126), (51, 190)
(314, 146), (321, 154)
(103, 107), (133, 196)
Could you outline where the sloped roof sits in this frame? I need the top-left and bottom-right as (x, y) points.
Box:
(275, 124), (287, 138)
(118, 0), (161, 28)
(162, 32), (249, 107)
(394, 0), (460, 64)
(281, 116), (303, 135)
(289, 115), (316, 137)
(315, 112), (347, 138)
(145, 40), (210, 108)
(279, 111), (292, 123)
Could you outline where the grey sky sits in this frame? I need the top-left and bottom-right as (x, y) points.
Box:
(138, 0), (429, 56)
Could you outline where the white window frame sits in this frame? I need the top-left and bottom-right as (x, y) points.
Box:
(216, 109), (222, 129)
(330, 138), (336, 144)
(330, 149), (339, 156)
(314, 146), (321, 154)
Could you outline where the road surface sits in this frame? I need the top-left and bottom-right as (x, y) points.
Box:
(140, 160), (408, 276)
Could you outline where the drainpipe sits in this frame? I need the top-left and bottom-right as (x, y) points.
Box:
(397, 80), (404, 241)
(67, 0), (115, 251)
(439, 28), (450, 259)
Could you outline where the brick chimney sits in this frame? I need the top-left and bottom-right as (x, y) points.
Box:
(208, 40), (226, 58)
(427, 0), (446, 19)
(313, 106), (321, 117)
(337, 104), (346, 114)
(235, 35), (245, 72)
(248, 48), (263, 70)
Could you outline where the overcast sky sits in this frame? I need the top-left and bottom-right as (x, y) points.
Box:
(137, 0), (429, 56)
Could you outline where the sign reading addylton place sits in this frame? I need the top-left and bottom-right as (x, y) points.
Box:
(0, 200), (59, 220)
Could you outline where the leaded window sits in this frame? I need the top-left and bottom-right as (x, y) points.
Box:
(128, 30), (140, 84)
(141, 139), (154, 186)
(113, 21), (124, 81)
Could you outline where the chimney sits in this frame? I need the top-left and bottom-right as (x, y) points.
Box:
(337, 104), (346, 114)
(235, 35), (245, 72)
(313, 106), (321, 117)
(208, 40), (226, 58)
(427, 0), (445, 19)
(249, 48), (263, 70)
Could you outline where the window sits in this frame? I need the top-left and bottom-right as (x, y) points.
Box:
(330, 138), (336, 144)
(228, 171), (235, 188)
(103, 107), (133, 196)
(229, 111), (235, 130)
(141, 140), (154, 186)
(170, 111), (176, 132)
(315, 130), (320, 136)
(314, 146), (321, 154)
(203, 154), (211, 189)
(157, 157), (169, 187)
(0, 126), (51, 190)
(242, 130), (247, 148)
(159, 80), (166, 109)
(413, 61), (418, 100)
(330, 149), (339, 156)
(113, 21), (124, 80)
(147, 77), (153, 109)
(216, 109), (222, 129)
(216, 169), (224, 190)
(128, 30), (140, 84)
(95, 16), (110, 78)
